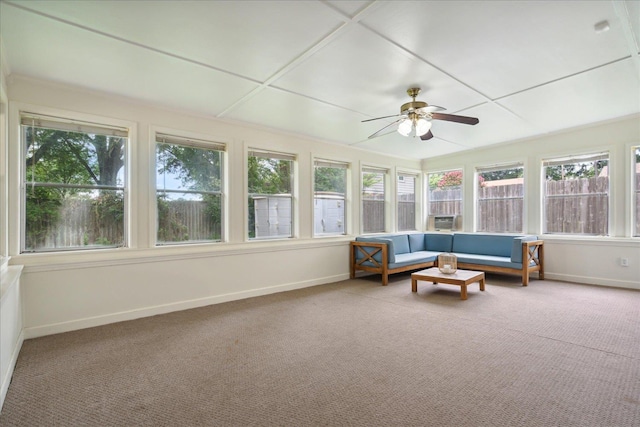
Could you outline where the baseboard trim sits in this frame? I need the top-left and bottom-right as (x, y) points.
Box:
(545, 272), (640, 290)
(0, 330), (24, 413)
(23, 273), (350, 339)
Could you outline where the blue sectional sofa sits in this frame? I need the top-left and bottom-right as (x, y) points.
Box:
(350, 232), (544, 286)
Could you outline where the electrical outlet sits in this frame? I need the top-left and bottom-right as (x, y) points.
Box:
(620, 257), (629, 267)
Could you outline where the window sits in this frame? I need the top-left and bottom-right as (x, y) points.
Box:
(476, 164), (524, 233)
(397, 173), (417, 231)
(248, 150), (295, 239)
(21, 114), (127, 252)
(543, 153), (609, 236)
(362, 167), (387, 233)
(427, 169), (463, 217)
(156, 134), (225, 244)
(635, 147), (640, 237)
(314, 159), (347, 236)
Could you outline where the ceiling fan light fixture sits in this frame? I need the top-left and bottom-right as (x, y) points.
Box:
(397, 118), (413, 136)
(415, 118), (431, 136)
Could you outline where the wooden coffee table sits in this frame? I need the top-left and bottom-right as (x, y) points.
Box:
(411, 267), (485, 300)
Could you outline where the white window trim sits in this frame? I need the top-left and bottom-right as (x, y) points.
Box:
(11, 103), (136, 256)
(474, 161), (526, 233)
(360, 163), (390, 234)
(245, 146), (298, 242)
(153, 131), (227, 246)
(312, 157), (350, 238)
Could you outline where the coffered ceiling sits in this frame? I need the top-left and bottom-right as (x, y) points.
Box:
(1, 1), (639, 159)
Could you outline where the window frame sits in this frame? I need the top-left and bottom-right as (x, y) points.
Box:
(633, 146), (640, 237)
(247, 149), (296, 241)
(475, 163), (525, 233)
(313, 158), (349, 237)
(541, 152), (610, 236)
(397, 171), (418, 232)
(20, 111), (130, 253)
(361, 165), (389, 234)
(426, 168), (464, 222)
(154, 132), (226, 246)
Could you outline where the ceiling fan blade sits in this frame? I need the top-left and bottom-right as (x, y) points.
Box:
(362, 113), (402, 123)
(367, 118), (403, 139)
(420, 130), (434, 141)
(431, 112), (479, 125)
(418, 105), (446, 113)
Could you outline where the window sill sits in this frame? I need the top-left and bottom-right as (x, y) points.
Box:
(12, 236), (355, 273)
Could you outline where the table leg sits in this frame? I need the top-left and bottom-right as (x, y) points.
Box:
(460, 284), (468, 300)
(480, 277), (485, 291)
(411, 278), (417, 292)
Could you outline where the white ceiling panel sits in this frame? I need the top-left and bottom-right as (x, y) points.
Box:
(498, 58), (640, 132)
(429, 103), (540, 149)
(354, 132), (463, 160)
(1, 0), (638, 160)
(325, 1), (373, 18)
(225, 87), (371, 144)
(363, 1), (632, 99)
(1, 4), (259, 116)
(6, 0), (343, 82)
(273, 25), (487, 118)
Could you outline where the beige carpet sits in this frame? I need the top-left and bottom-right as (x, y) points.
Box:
(1, 273), (639, 426)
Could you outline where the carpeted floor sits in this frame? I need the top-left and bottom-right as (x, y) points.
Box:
(1, 273), (639, 426)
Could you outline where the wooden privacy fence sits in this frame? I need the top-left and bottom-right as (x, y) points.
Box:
(25, 175), (637, 248)
(429, 176), (618, 235)
(544, 176), (609, 235)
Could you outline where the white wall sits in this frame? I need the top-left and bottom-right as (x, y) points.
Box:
(0, 265), (23, 411)
(422, 116), (640, 290)
(5, 76), (422, 338)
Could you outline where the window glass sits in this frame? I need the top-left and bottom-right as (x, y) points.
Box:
(427, 170), (463, 217)
(314, 160), (347, 236)
(156, 134), (224, 244)
(362, 168), (386, 233)
(248, 150), (294, 239)
(397, 173), (417, 231)
(22, 114), (127, 252)
(635, 147), (640, 237)
(543, 153), (609, 236)
(476, 164), (524, 233)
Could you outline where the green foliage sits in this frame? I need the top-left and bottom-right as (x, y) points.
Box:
(248, 156), (291, 194)
(545, 160), (608, 181)
(314, 166), (346, 193)
(157, 144), (221, 191)
(157, 195), (189, 243)
(362, 172), (381, 190)
(480, 167), (523, 182)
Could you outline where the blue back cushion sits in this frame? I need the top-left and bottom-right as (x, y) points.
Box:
(408, 234), (426, 252)
(424, 233), (453, 252)
(452, 233), (517, 257)
(389, 234), (410, 254)
(355, 237), (395, 263)
(511, 235), (538, 263)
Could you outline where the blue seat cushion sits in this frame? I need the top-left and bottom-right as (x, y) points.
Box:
(453, 253), (524, 270)
(390, 251), (439, 269)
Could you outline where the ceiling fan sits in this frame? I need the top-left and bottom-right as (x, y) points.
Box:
(363, 88), (479, 140)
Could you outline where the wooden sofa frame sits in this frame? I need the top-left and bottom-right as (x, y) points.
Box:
(350, 239), (544, 286)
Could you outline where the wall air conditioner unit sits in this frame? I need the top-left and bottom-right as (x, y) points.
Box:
(427, 215), (461, 231)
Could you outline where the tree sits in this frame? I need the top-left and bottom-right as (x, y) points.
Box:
(24, 126), (125, 249)
(314, 166), (345, 193)
(156, 144), (223, 241)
